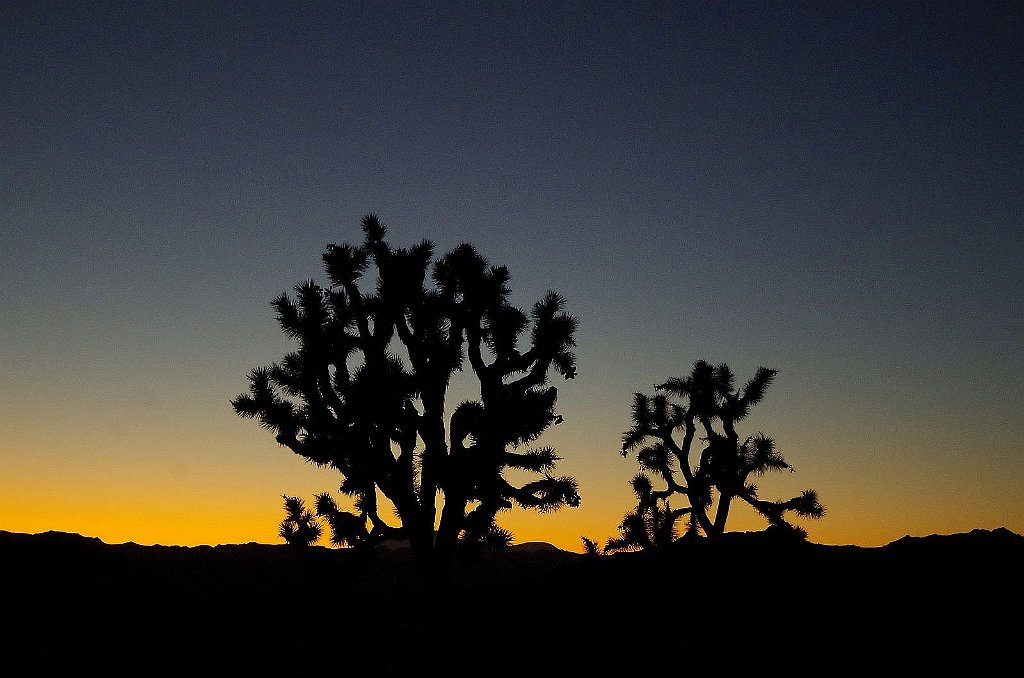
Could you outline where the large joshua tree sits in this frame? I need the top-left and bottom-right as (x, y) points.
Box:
(233, 215), (580, 587)
(608, 360), (824, 551)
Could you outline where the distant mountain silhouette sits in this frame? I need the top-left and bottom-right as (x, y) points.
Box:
(508, 540), (563, 553)
(2, 528), (1021, 676)
(369, 535), (564, 555)
(884, 525), (1024, 549)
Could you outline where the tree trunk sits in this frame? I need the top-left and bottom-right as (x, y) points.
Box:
(712, 493), (732, 538)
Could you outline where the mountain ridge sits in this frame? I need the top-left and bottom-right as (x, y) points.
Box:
(3, 526), (1021, 675)
(4, 525), (1020, 553)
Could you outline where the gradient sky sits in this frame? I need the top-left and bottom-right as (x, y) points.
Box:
(2, 1), (1022, 551)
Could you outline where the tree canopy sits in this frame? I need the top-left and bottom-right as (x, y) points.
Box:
(232, 214), (580, 585)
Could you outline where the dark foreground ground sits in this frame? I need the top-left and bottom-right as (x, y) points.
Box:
(2, 527), (1022, 677)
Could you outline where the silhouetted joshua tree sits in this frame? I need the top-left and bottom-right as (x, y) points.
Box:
(233, 214), (580, 588)
(605, 474), (690, 552)
(607, 360), (824, 552)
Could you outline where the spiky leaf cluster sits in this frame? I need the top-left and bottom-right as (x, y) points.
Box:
(279, 495), (322, 549)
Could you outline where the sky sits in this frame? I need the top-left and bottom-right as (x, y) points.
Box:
(2, 1), (1022, 552)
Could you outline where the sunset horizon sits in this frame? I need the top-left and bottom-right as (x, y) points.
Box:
(4, 2), (1022, 561)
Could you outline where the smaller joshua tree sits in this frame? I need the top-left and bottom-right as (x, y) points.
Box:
(607, 360), (824, 552)
(604, 474), (689, 552)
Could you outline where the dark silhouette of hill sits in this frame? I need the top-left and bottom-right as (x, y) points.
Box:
(2, 528), (1021, 676)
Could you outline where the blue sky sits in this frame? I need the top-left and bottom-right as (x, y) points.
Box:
(2, 1), (1021, 548)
